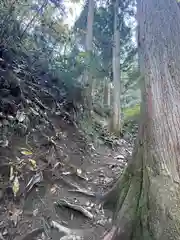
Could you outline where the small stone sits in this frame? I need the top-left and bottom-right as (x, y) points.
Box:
(0, 140), (9, 147)
(115, 155), (124, 160)
(108, 217), (112, 223)
(90, 203), (94, 207)
(2, 228), (8, 236)
(86, 201), (90, 206)
(7, 115), (14, 121)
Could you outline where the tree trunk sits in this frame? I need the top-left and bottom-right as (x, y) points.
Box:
(84, 0), (94, 115)
(103, 77), (111, 107)
(102, 0), (180, 239)
(111, 0), (121, 134)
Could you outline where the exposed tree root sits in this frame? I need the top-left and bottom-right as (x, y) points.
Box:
(102, 155), (180, 240)
(101, 121), (180, 240)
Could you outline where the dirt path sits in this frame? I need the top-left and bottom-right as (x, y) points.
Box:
(0, 118), (133, 240)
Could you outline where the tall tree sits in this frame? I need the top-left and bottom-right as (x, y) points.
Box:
(101, 0), (180, 239)
(74, 0), (136, 106)
(110, 0), (121, 134)
(84, 0), (95, 114)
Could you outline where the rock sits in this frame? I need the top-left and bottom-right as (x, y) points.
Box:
(0, 139), (8, 147)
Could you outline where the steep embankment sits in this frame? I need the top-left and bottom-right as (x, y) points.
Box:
(0, 45), (132, 240)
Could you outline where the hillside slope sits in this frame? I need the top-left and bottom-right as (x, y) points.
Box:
(0, 45), (132, 240)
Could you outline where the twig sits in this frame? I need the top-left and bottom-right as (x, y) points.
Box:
(51, 221), (83, 240)
(68, 188), (95, 197)
(51, 221), (72, 235)
(51, 221), (83, 239)
(60, 177), (95, 197)
(60, 235), (82, 240)
(51, 221), (92, 239)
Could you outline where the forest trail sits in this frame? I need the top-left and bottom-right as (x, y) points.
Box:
(0, 117), (133, 240)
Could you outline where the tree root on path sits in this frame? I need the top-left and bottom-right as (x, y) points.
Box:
(15, 220), (95, 240)
(55, 199), (94, 219)
(51, 220), (96, 240)
(60, 177), (95, 197)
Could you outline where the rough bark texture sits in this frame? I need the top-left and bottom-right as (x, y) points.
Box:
(103, 0), (180, 239)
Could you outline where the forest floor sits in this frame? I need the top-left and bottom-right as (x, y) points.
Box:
(0, 117), (133, 240)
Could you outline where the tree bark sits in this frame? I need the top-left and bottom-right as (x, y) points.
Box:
(84, 0), (94, 115)
(103, 77), (111, 107)
(110, 0), (121, 134)
(102, 0), (180, 239)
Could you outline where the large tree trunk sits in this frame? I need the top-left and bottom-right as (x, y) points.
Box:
(102, 0), (180, 239)
(110, 0), (121, 134)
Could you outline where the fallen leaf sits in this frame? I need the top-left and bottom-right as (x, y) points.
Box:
(21, 150), (33, 156)
(16, 111), (26, 122)
(50, 185), (57, 194)
(12, 176), (20, 197)
(33, 209), (38, 216)
(30, 107), (39, 116)
(9, 166), (14, 181)
(29, 159), (37, 169)
(26, 171), (43, 193)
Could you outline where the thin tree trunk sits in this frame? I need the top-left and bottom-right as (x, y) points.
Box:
(103, 77), (111, 107)
(101, 0), (180, 239)
(84, 0), (94, 115)
(107, 82), (111, 107)
(111, 0), (121, 134)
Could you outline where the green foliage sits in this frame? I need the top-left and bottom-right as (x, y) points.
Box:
(122, 104), (140, 138)
(123, 104), (140, 121)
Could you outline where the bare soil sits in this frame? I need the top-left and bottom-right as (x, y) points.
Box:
(0, 117), (133, 240)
